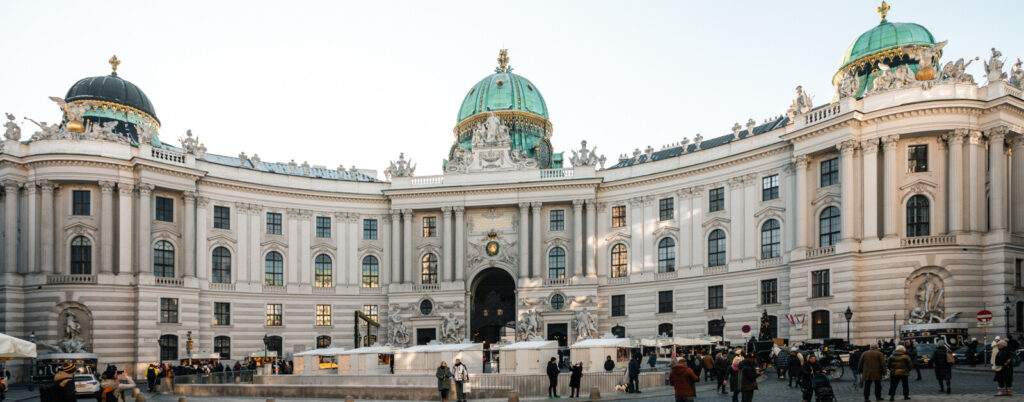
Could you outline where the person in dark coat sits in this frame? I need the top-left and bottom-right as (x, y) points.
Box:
(669, 358), (699, 402)
(728, 350), (742, 402)
(145, 364), (158, 392)
(932, 339), (953, 394)
(627, 355), (641, 393)
(800, 354), (821, 402)
(603, 355), (615, 372)
(41, 362), (77, 402)
(738, 353), (760, 402)
(568, 362), (583, 398)
(887, 345), (914, 400)
(849, 347), (863, 382)
(689, 353), (702, 380)
(859, 343), (887, 402)
(967, 338), (978, 366)
(546, 357), (560, 398)
(993, 339), (1015, 396)
(435, 361), (452, 402)
(787, 350), (802, 388)
(647, 352), (657, 368)
(905, 341), (922, 381)
(715, 351), (730, 394)
(775, 348), (789, 380)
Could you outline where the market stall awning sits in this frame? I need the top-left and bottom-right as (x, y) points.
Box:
(0, 333), (37, 359)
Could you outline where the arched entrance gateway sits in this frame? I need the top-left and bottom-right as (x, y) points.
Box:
(470, 268), (516, 346)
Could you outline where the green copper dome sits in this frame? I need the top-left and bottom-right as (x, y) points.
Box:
(457, 71), (548, 123)
(838, 21), (935, 71)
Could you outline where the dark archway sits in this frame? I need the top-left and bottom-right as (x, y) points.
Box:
(471, 268), (516, 347)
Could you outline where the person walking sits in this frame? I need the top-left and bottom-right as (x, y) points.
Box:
(905, 341), (922, 381)
(967, 338), (979, 367)
(738, 352), (760, 402)
(41, 363), (76, 402)
(603, 355), (614, 372)
(887, 345), (913, 401)
(546, 357), (561, 398)
(787, 349), (803, 388)
(115, 370), (136, 402)
(850, 346), (863, 383)
(775, 347), (789, 380)
(702, 352), (715, 382)
(627, 354), (641, 393)
(993, 339), (1015, 396)
(859, 343), (887, 402)
(715, 351), (730, 394)
(689, 353), (702, 380)
(145, 364), (157, 392)
(800, 354), (821, 402)
(932, 339), (953, 394)
(568, 362), (582, 398)
(451, 358), (469, 402)
(669, 358), (699, 402)
(435, 361), (453, 402)
(729, 350), (743, 402)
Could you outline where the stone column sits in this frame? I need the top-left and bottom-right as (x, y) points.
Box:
(572, 199), (584, 279)
(934, 137), (948, 234)
(236, 204), (250, 283)
(585, 199), (597, 277)
(1011, 134), (1024, 234)
(137, 183), (154, 275)
(390, 210), (401, 283)
(988, 127), (1008, 231)
(518, 203), (530, 281)
(783, 164), (796, 251)
(690, 187), (704, 267)
(727, 178), (743, 262)
(595, 203), (610, 277)
(454, 206), (465, 282)
(838, 140), (857, 240)
(403, 209), (413, 283)
(298, 210), (312, 285)
(642, 196), (656, 270)
(859, 140), (879, 240)
(531, 202), (542, 278)
(286, 209), (300, 285)
(441, 207), (452, 282)
(948, 129), (966, 233)
(881, 136), (900, 238)
(3, 181), (20, 275)
(677, 189), (691, 269)
(195, 196), (208, 280)
(99, 181), (115, 274)
(333, 212), (346, 286)
(967, 131), (985, 232)
(117, 184), (134, 275)
(628, 198), (643, 274)
(183, 191), (197, 278)
(347, 213), (359, 285)
(793, 156), (809, 249)
(249, 206), (261, 283)
(39, 180), (55, 274)
(743, 174), (758, 260)
(380, 214), (391, 287)
(25, 183), (37, 273)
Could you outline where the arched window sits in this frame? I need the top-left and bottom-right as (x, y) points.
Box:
(761, 219), (781, 259)
(266, 335), (283, 358)
(264, 251), (284, 286)
(906, 195), (930, 237)
(159, 334), (178, 361)
(819, 207), (840, 247)
(316, 335), (332, 349)
(611, 325), (626, 338)
(811, 310), (830, 339)
(708, 229), (726, 267)
(658, 238), (675, 273)
(214, 336), (230, 360)
(610, 244), (628, 278)
(361, 256), (379, 288)
(70, 236), (92, 275)
(421, 253), (438, 284)
(1016, 301), (1023, 333)
(211, 247), (231, 284)
(153, 240), (175, 278)
(761, 315), (779, 339)
(658, 323), (674, 337)
(708, 319), (725, 337)
(548, 247), (566, 279)
(314, 254), (332, 288)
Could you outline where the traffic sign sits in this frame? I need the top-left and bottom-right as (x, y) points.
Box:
(741, 324), (751, 334)
(978, 322), (992, 327)
(977, 309), (993, 322)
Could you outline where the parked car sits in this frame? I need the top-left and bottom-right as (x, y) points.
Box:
(913, 344), (938, 368)
(74, 374), (100, 395)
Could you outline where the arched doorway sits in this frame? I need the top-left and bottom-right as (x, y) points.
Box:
(471, 268), (516, 346)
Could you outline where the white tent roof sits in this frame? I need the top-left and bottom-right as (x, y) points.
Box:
(497, 340), (558, 350)
(293, 346), (347, 356)
(570, 338), (630, 348)
(0, 333), (37, 359)
(247, 350), (278, 358)
(398, 343), (482, 352)
(672, 336), (720, 346)
(339, 346), (398, 355)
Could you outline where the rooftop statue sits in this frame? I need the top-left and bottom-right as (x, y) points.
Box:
(179, 129), (200, 154)
(985, 47), (1007, 82)
(25, 117), (61, 140)
(386, 152), (416, 179)
(785, 85), (813, 121)
(1009, 59), (1024, 89)
(902, 40), (947, 81)
(137, 123), (155, 145)
(569, 140), (602, 167)
(3, 113), (21, 141)
(939, 57), (977, 84)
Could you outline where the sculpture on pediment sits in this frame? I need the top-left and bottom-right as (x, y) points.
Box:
(902, 41), (946, 81)
(569, 140), (602, 167)
(785, 85), (813, 120)
(516, 309), (541, 341)
(3, 113), (21, 141)
(837, 72), (859, 98)
(906, 273), (960, 324)
(25, 117), (62, 140)
(1009, 59), (1024, 89)
(386, 152), (416, 179)
(137, 123), (155, 145)
(471, 112), (511, 148)
(440, 312), (465, 344)
(179, 129), (199, 154)
(387, 315), (410, 346)
(985, 47), (1007, 82)
(572, 308), (597, 342)
(940, 57), (977, 84)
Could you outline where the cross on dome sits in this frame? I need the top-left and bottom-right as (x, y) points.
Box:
(877, 1), (890, 23)
(108, 55), (121, 76)
(496, 49), (510, 73)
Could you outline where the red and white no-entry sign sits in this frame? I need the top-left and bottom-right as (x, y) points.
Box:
(977, 309), (993, 322)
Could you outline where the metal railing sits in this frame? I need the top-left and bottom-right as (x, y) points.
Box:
(172, 369), (256, 385)
(901, 235), (956, 248)
(155, 277), (184, 287)
(46, 274), (97, 284)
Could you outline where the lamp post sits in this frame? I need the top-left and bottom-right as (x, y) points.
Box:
(262, 334), (270, 373)
(721, 316), (726, 341)
(28, 331), (36, 391)
(1004, 297), (1013, 339)
(844, 306), (853, 344)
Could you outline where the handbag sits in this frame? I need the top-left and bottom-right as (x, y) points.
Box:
(945, 349), (955, 364)
(463, 381), (472, 393)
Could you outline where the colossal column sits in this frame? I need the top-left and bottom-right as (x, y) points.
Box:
(99, 181), (115, 274)
(947, 129), (966, 233)
(881, 135), (900, 238)
(390, 210), (402, 283)
(531, 202), (542, 278)
(585, 199), (597, 277)
(235, 204), (249, 283)
(934, 137), (948, 234)
(183, 191), (197, 278)
(39, 180), (55, 274)
(137, 183), (154, 275)
(403, 209), (413, 283)
(441, 207), (452, 282)
(194, 196), (209, 280)
(117, 184), (134, 275)
(572, 199), (584, 279)
(1011, 134), (1024, 234)
(518, 202), (530, 281)
(454, 206), (465, 282)
(838, 140), (857, 240)
(967, 131), (985, 232)
(793, 156), (809, 249)
(26, 183), (37, 273)
(988, 127), (1007, 231)
(3, 181), (20, 274)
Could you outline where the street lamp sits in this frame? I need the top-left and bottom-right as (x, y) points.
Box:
(262, 334), (270, 372)
(1004, 297), (1013, 339)
(28, 331), (36, 391)
(844, 307), (854, 344)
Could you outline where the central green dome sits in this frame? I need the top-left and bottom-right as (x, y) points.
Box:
(456, 71), (548, 123)
(838, 21), (935, 72)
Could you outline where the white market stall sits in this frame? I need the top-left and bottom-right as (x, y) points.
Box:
(394, 343), (484, 375)
(336, 345), (398, 375)
(495, 340), (558, 374)
(0, 333), (37, 359)
(293, 346), (346, 374)
(570, 337), (631, 372)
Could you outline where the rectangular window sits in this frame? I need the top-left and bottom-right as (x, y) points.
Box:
(611, 205), (626, 228)
(709, 187), (725, 212)
(316, 216), (331, 238)
(315, 304), (332, 326)
(820, 158), (839, 187)
(611, 295), (626, 317)
(658, 290), (673, 313)
(708, 285), (724, 309)
(363, 219), (378, 240)
(762, 175), (779, 201)
(761, 279), (778, 305)
(812, 269), (830, 298)
(908, 144), (928, 173)
(549, 210), (565, 231)
(659, 198), (674, 221)
(266, 212), (282, 235)
(72, 190), (91, 215)
(160, 298), (179, 323)
(214, 302), (230, 326)
(155, 196), (174, 222)
(213, 206), (230, 229)
(265, 304), (282, 326)
(422, 216), (437, 237)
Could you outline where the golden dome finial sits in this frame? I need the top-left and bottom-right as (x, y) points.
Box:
(877, 1), (890, 22)
(496, 49), (510, 73)
(109, 55), (121, 75)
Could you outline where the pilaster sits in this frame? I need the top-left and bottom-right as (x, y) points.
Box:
(948, 129), (966, 233)
(585, 199), (597, 278)
(39, 180), (55, 274)
(117, 184), (134, 275)
(1011, 133), (1024, 234)
(838, 140), (857, 241)
(99, 181), (115, 274)
(390, 210), (402, 283)
(881, 135), (900, 239)
(136, 183), (154, 276)
(403, 209), (413, 283)
(572, 199), (584, 280)
(183, 191), (197, 278)
(518, 202), (530, 281)
(531, 202), (542, 278)
(454, 206), (465, 282)
(967, 131), (985, 232)
(988, 126), (1008, 231)
(441, 207), (453, 282)
(3, 181), (21, 274)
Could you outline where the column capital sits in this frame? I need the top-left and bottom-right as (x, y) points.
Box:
(345, 212), (361, 222)
(837, 139), (858, 156)
(401, 208), (414, 217)
(518, 202), (530, 210)
(967, 130), (983, 145)
(585, 198), (599, 208)
(453, 206), (465, 215)
(136, 182), (154, 196)
(118, 183), (135, 196)
(183, 191), (197, 203)
(389, 209), (401, 219)
(37, 179), (54, 192)
(195, 196), (209, 207)
(936, 134), (949, 150)
(441, 206), (453, 215)
(950, 128), (969, 144)
(1009, 132), (1024, 149)
(859, 139), (879, 154)
(881, 135), (900, 150)
(3, 180), (21, 192)
(99, 180), (116, 193)
(530, 201), (542, 209)
(572, 199), (584, 209)
(988, 125), (1009, 141)
(792, 155), (809, 169)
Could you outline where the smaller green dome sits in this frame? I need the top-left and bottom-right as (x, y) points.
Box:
(457, 71), (548, 123)
(839, 21), (935, 72)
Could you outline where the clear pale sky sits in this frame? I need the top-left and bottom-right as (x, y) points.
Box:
(2, 1), (1021, 175)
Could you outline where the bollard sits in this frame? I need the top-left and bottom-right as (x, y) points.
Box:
(507, 390), (519, 402)
(345, 397), (354, 402)
(589, 386), (601, 400)
(178, 398), (187, 402)
(266, 399), (275, 402)
(134, 392), (146, 402)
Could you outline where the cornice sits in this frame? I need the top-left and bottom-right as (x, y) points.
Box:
(383, 179), (601, 199)
(201, 178), (388, 205)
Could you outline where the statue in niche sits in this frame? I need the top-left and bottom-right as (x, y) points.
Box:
(387, 315), (410, 346)
(516, 309), (540, 341)
(907, 273), (961, 324)
(440, 312), (465, 344)
(572, 308), (597, 342)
